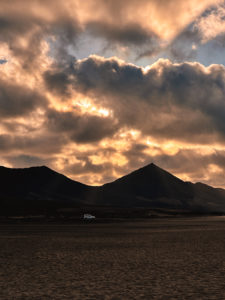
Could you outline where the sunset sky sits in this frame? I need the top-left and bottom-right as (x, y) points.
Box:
(1, 0), (225, 187)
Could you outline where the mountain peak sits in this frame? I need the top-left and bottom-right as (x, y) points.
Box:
(111, 162), (183, 186)
(128, 162), (179, 180)
(145, 162), (160, 170)
(145, 162), (157, 169)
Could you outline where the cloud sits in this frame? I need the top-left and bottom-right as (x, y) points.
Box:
(0, 133), (66, 155)
(195, 3), (225, 43)
(81, 0), (219, 39)
(51, 55), (225, 143)
(0, 0), (221, 69)
(86, 22), (156, 45)
(79, 0), (222, 61)
(44, 65), (73, 97)
(64, 156), (113, 175)
(0, 0), (81, 70)
(3, 154), (51, 168)
(161, 2), (225, 62)
(0, 79), (46, 118)
(46, 109), (119, 144)
(85, 21), (162, 58)
(164, 26), (200, 61)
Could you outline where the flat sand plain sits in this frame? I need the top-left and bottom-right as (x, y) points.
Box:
(0, 217), (225, 299)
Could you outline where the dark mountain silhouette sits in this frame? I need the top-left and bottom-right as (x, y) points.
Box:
(0, 165), (96, 215)
(97, 163), (225, 212)
(99, 163), (193, 207)
(1, 163), (225, 216)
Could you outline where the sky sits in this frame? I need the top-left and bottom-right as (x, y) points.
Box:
(1, 0), (225, 187)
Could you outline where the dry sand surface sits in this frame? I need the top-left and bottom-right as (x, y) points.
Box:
(0, 217), (225, 299)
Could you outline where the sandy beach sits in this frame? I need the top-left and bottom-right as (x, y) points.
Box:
(0, 217), (225, 299)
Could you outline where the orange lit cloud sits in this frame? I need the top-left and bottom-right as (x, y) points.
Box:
(195, 3), (225, 43)
(77, 0), (220, 40)
(0, 0), (223, 65)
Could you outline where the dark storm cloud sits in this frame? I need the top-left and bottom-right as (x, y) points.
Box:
(0, 80), (46, 118)
(43, 54), (77, 97)
(0, 133), (66, 155)
(73, 56), (144, 95)
(46, 109), (119, 143)
(46, 55), (225, 143)
(44, 67), (72, 96)
(86, 21), (161, 56)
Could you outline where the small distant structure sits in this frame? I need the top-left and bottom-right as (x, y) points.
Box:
(83, 213), (96, 220)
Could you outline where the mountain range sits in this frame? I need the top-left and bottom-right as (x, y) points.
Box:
(1, 163), (225, 217)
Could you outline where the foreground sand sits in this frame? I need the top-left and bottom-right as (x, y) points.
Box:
(0, 217), (225, 299)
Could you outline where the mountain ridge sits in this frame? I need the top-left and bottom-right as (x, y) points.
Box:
(0, 163), (220, 189)
(0, 163), (225, 216)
